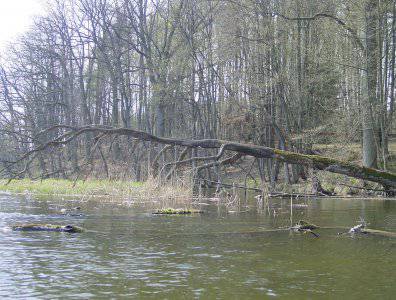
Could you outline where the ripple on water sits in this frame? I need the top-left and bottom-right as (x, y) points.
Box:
(0, 195), (396, 299)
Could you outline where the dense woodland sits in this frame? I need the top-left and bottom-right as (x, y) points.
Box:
(0, 0), (396, 187)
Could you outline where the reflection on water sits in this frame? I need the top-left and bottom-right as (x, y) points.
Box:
(0, 193), (396, 299)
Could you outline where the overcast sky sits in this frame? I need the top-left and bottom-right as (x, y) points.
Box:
(0, 0), (45, 52)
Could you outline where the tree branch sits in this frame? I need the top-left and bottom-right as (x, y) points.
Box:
(273, 12), (364, 51)
(3, 125), (396, 189)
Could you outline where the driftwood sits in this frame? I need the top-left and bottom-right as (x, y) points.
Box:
(337, 222), (396, 238)
(12, 224), (83, 233)
(291, 221), (396, 238)
(268, 192), (319, 198)
(361, 228), (396, 238)
(2, 125), (396, 190)
(152, 208), (203, 215)
(290, 220), (320, 237)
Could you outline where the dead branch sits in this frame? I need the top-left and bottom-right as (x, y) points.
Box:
(160, 143), (234, 180)
(196, 153), (244, 175)
(151, 144), (173, 176)
(165, 146), (190, 180)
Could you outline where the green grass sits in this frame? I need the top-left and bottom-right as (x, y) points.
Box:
(0, 178), (194, 207)
(0, 179), (144, 196)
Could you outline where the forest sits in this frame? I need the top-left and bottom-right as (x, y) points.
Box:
(1, 0), (396, 194)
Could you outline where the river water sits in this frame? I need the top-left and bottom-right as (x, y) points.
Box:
(0, 192), (395, 299)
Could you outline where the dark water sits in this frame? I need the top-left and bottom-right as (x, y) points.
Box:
(1, 192), (396, 299)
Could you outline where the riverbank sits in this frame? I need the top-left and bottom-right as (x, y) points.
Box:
(0, 179), (194, 206)
(0, 171), (389, 203)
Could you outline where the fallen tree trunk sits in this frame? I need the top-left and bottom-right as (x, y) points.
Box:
(362, 228), (396, 238)
(3, 125), (396, 190)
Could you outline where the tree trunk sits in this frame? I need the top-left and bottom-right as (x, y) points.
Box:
(363, 0), (379, 168)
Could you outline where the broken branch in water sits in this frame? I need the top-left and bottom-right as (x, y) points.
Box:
(338, 220), (396, 238)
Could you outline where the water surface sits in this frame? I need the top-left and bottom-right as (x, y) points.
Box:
(1, 193), (395, 299)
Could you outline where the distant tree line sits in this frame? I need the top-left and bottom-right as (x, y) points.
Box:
(0, 0), (395, 183)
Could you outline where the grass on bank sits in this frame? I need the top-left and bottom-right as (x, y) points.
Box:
(0, 179), (198, 210)
(0, 175), (386, 203)
(0, 178), (143, 196)
(0, 178), (196, 208)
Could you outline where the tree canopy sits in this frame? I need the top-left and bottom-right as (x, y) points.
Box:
(0, 0), (395, 188)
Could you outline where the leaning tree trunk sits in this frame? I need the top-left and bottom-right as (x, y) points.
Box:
(7, 125), (396, 190)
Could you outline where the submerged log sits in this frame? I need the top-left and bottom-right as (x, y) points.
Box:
(291, 221), (396, 239)
(12, 224), (83, 233)
(361, 228), (396, 238)
(4, 125), (396, 190)
(292, 220), (320, 230)
(290, 220), (320, 237)
(339, 222), (396, 238)
(152, 208), (203, 215)
(268, 192), (318, 198)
